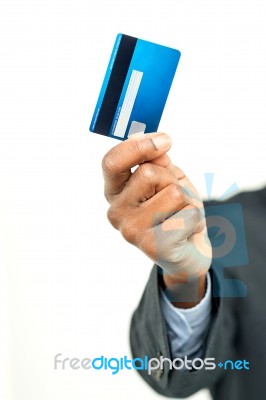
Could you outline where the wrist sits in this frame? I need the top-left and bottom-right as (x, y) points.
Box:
(162, 270), (208, 309)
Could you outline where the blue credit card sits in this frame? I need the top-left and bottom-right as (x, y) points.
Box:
(89, 33), (181, 140)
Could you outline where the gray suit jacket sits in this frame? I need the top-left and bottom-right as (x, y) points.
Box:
(130, 187), (266, 399)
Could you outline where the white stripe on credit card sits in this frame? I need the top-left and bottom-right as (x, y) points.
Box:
(113, 70), (143, 138)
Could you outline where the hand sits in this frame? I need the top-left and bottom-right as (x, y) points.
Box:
(102, 132), (212, 306)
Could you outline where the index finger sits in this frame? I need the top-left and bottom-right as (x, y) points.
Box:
(102, 132), (172, 201)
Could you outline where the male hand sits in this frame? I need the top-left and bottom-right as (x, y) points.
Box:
(102, 132), (212, 306)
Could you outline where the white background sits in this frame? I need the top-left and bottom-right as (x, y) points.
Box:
(0, 1), (266, 399)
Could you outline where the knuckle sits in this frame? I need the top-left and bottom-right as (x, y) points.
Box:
(137, 163), (155, 180)
(130, 138), (147, 164)
(188, 206), (202, 224)
(120, 224), (138, 244)
(167, 184), (188, 208)
(168, 184), (183, 201)
(163, 252), (181, 265)
(103, 188), (110, 203)
(102, 151), (117, 175)
(107, 206), (121, 229)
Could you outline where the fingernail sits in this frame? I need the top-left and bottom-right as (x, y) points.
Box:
(152, 134), (172, 150)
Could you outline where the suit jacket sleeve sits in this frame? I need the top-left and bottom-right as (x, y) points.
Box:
(130, 264), (234, 398)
